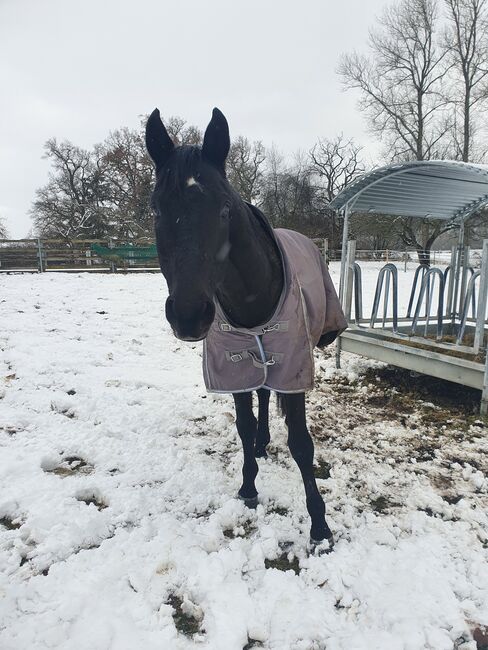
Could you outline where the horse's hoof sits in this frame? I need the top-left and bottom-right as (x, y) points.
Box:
(255, 448), (268, 459)
(308, 534), (334, 555)
(237, 493), (258, 509)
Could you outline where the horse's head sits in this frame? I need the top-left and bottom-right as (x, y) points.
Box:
(146, 108), (232, 341)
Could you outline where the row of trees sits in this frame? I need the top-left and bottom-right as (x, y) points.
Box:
(30, 0), (488, 262)
(31, 123), (364, 249)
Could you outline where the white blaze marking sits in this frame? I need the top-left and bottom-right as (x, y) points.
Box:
(187, 177), (198, 187)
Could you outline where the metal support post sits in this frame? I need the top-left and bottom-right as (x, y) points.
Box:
(344, 240), (357, 321)
(473, 239), (488, 354)
(336, 204), (351, 369)
(338, 205), (351, 308)
(445, 245), (456, 317)
(481, 351), (488, 415)
(459, 246), (470, 316)
(452, 222), (465, 324)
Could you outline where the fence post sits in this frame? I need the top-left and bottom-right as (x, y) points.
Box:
(86, 249), (92, 267)
(37, 238), (44, 272)
(108, 239), (116, 273)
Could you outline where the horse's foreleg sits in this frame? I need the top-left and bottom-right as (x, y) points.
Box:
(233, 392), (259, 508)
(255, 388), (271, 458)
(281, 392), (333, 546)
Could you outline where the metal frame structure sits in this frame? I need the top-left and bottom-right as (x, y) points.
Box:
(329, 160), (488, 413)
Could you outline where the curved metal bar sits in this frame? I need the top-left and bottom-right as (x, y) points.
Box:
(353, 262), (363, 324)
(407, 264), (430, 318)
(411, 268), (445, 340)
(457, 270), (481, 344)
(468, 266), (476, 318)
(370, 263), (398, 333)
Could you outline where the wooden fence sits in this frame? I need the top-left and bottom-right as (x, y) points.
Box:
(0, 238), (438, 273)
(0, 238), (160, 273)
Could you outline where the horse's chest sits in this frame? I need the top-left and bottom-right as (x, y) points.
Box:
(202, 230), (332, 394)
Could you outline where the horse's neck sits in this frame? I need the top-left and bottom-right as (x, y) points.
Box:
(216, 200), (283, 328)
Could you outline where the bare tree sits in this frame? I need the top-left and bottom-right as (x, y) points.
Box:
(261, 148), (323, 235)
(339, 0), (452, 161)
(31, 139), (109, 242)
(309, 135), (364, 202)
(101, 127), (154, 238)
(338, 0), (467, 262)
(444, 0), (488, 161)
(163, 116), (202, 146)
(0, 217), (8, 239)
(309, 135), (365, 248)
(226, 136), (266, 203)
(396, 216), (459, 263)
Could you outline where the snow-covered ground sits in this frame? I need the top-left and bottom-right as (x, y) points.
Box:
(1, 267), (487, 650)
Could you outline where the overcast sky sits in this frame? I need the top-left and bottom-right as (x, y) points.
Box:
(1, 0), (388, 238)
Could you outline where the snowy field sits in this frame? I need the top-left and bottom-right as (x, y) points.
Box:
(1, 265), (488, 650)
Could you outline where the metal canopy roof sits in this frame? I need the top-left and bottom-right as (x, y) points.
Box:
(329, 160), (488, 222)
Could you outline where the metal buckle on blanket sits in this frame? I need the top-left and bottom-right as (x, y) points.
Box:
(220, 323), (232, 332)
(230, 353), (243, 363)
(248, 350), (276, 367)
(262, 321), (288, 334)
(262, 323), (280, 333)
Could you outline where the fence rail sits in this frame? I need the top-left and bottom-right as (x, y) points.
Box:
(0, 238), (467, 273)
(0, 238), (159, 273)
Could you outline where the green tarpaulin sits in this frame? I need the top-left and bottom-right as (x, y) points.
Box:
(91, 243), (158, 261)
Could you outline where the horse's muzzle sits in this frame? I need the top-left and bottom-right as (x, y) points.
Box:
(165, 296), (215, 341)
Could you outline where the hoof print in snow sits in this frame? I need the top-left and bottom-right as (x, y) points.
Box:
(51, 403), (76, 419)
(264, 553), (300, 575)
(1, 425), (21, 436)
(223, 520), (256, 539)
(0, 515), (22, 531)
(166, 594), (202, 637)
(42, 455), (94, 477)
(75, 489), (108, 510)
(370, 496), (392, 513)
(442, 493), (463, 505)
(270, 504), (290, 517)
(314, 459), (332, 480)
(243, 639), (264, 649)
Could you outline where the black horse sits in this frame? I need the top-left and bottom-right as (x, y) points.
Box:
(146, 107), (338, 550)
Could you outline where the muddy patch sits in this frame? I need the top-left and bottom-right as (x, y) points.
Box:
(223, 519), (257, 539)
(0, 515), (22, 530)
(42, 455), (95, 477)
(265, 553), (300, 575)
(166, 594), (202, 637)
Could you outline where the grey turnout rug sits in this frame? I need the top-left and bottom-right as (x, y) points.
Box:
(203, 211), (347, 393)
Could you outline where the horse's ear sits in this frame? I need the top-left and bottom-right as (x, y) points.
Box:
(145, 108), (174, 170)
(202, 108), (230, 171)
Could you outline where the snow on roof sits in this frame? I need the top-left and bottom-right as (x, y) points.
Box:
(329, 160), (488, 222)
